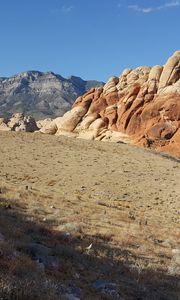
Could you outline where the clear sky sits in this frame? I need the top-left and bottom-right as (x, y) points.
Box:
(0, 0), (179, 81)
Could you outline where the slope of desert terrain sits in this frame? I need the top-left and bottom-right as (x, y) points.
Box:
(0, 131), (179, 299)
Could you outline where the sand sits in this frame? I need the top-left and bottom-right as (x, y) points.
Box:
(0, 131), (179, 299)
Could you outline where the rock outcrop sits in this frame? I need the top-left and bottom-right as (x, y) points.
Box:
(39, 51), (180, 156)
(0, 71), (104, 120)
(0, 113), (38, 132)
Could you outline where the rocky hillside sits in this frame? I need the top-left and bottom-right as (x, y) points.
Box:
(0, 71), (104, 120)
(38, 51), (180, 156)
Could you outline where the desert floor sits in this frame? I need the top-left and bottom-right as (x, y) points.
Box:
(0, 131), (179, 299)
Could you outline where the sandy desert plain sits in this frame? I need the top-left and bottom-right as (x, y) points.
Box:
(0, 131), (179, 299)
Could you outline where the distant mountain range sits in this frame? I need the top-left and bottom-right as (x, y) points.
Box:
(0, 71), (104, 120)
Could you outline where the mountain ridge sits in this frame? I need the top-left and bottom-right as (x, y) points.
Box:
(0, 71), (104, 120)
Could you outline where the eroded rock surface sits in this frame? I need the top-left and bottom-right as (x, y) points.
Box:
(39, 51), (180, 156)
(0, 113), (38, 132)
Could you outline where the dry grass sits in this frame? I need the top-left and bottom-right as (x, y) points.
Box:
(0, 131), (179, 299)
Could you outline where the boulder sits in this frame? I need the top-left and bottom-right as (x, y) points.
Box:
(0, 113), (38, 132)
(75, 114), (97, 130)
(78, 118), (106, 140)
(39, 120), (57, 135)
(56, 106), (87, 133)
(158, 51), (180, 90)
(0, 122), (11, 131)
(103, 77), (119, 95)
(36, 118), (53, 129)
(148, 65), (163, 81)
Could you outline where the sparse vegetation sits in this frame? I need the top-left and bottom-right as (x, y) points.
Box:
(0, 132), (179, 299)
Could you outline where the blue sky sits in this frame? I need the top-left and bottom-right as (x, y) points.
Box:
(0, 0), (179, 81)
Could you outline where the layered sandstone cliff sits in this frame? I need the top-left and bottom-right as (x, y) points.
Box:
(38, 51), (180, 156)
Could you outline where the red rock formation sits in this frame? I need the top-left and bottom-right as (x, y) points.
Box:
(39, 51), (180, 156)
